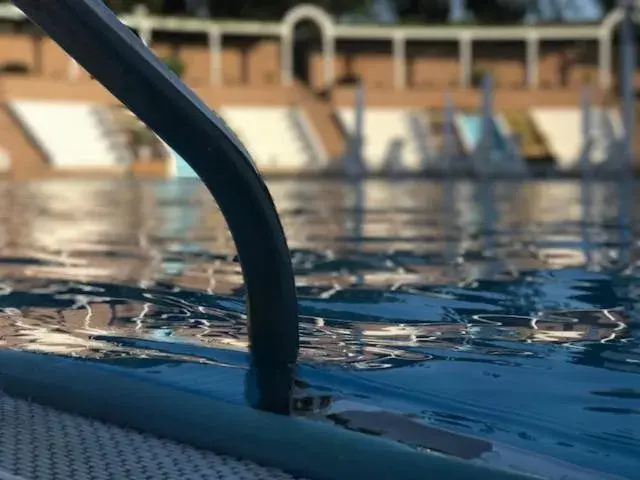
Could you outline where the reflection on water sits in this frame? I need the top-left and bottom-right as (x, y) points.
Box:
(0, 179), (638, 478)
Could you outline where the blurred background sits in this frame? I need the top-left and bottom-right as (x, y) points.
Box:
(0, 0), (636, 179)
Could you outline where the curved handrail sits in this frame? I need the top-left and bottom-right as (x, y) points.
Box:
(12, 0), (299, 415)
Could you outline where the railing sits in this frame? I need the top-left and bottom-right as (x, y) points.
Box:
(16, 0), (299, 415)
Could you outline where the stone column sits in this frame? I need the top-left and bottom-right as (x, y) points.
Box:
(459, 34), (472, 87)
(392, 32), (406, 89)
(526, 33), (540, 88)
(322, 32), (335, 88)
(208, 27), (222, 85)
(280, 32), (292, 86)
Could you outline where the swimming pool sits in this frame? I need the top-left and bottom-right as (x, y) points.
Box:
(0, 178), (637, 479)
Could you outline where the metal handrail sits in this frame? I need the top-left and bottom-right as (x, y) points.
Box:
(12, 0), (299, 415)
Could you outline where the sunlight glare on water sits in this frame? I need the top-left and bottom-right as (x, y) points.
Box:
(0, 178), (638, 478)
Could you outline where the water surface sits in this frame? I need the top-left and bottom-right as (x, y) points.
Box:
(0, 178), (638, 478)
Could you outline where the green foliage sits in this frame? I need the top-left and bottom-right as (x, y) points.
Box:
(206, 0), (370, 20)
(465, 0), (527, 24)
(601, 0), (615, 11)
(395, 0), (528, 25)
(102, 0), (537, 25)
(104, 0), (371, 19)
(395, 0), (450, 24)
(161, 55), (186, 78)
(105, 0), (163, 14)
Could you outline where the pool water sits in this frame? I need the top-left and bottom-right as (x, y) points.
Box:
(0, 178), (638, 479)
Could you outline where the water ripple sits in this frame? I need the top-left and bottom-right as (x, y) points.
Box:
(0, 179), (637, 478)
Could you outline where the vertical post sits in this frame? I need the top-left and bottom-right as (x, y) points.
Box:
(618, 0), (635, 263)
(579, 85), (593, 174)
(579, 157), (593, 266)
(442, 88), (457, 263)
(526, 33), (539, 89)
(350, 179), (365, 271)
(476, 109), (497, 256)
(133, 4), (152, 47)
(139, 24), (152, 47)
(479, 74), (494, 175)
(598, 32), (613, 90)
(443, 91), (456, 172)
(617, 164), (632, 265)
(459, 34), (472, 87)
(392, 32), (406, 90)
(208, 27), (222, 85)
(280, 32), (292, 86)
(353, 82), (365, 175)
(619, 0), (636, 172)
(323, 33), (335, 88)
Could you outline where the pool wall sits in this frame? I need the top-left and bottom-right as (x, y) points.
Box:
(0, 349), (536, 480)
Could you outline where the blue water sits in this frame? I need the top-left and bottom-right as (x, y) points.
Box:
(0, 178), (638, 478)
